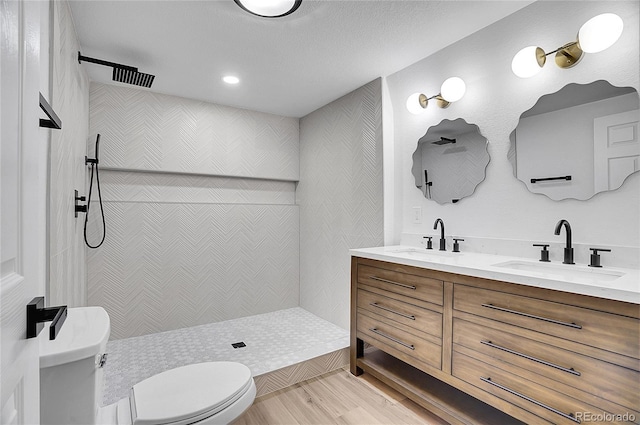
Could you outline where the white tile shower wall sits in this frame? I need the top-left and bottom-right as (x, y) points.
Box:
(87, 85), (301, 339)
(49, 0), (90, 307)
(89, 83), (299, 180)
(87, 201), (299, 340)
(386, 1), (639, 258)
(298, 79), (384, 330)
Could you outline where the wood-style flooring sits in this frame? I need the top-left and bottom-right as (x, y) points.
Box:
(235, 368), (449, 424)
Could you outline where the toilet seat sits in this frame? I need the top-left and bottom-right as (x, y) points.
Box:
(129, 362), (254, 425)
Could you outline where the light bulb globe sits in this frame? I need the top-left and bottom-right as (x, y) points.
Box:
(511, 46), (545, 78)
(406, 93), (426, 115)
(440, 77), (466, 103)
(578, 13), (623, 53)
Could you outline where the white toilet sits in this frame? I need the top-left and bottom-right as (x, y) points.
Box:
(39, 307), (256, 425)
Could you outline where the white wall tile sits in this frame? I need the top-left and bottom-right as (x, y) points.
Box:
(87, 202), (299, 340)
(49, 0), (90, 307)
(89, 83), (300, 180)
(298, 79), (384, 330)
(87, 85), (301, 339)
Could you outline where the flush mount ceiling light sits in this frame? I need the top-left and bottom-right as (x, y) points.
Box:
(511, 13), (623, 78)
(234, 0), (302, 18)
(406, 77), (466, 114)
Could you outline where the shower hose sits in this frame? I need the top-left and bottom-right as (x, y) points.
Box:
(84, 135), (106, 248)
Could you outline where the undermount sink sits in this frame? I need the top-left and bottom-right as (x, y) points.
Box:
(492, 260), (625, 282)
(389, 248), (462, 257)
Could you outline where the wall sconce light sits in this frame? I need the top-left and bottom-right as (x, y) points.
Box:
(511, 13), (623, 78)
(406, 77), (466, 114)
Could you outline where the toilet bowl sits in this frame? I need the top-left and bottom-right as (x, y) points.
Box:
(39, 307), (256, 425)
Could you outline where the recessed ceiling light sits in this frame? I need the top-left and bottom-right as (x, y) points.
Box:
(234, 0), (302, 18)
(223, 76), (240, 85)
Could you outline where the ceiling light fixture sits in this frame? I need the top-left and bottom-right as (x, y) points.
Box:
(511, 13), (623, 78)
(406, 77), (466, 114)
(223, 75), (240, 85)
(234, 0), (302, 18)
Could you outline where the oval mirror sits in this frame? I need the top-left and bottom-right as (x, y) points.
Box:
(508, 80), (639, 201)
(412, 118), (489, 204)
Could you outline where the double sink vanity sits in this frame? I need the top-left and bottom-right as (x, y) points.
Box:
(349, 244), (639, 424)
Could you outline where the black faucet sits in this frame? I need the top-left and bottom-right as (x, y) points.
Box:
(433, 218), (446, 251)
(554, 219), (574, 264)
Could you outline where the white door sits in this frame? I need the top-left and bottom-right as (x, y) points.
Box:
(1, 1), (49, 423)
(593, 109), (640, 193)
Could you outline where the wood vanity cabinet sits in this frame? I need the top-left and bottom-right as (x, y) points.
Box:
(350, 257), (640, 425)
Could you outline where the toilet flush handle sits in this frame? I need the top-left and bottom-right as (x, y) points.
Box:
(96, 353), (108, 368)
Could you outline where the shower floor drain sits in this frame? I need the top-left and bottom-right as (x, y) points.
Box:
(231, 342), (246, 349)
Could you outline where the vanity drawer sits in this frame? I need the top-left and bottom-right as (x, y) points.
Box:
(357, 309), (442, 370)
(453, 318), (640, 411)
(452, 352), (628, 425)
(358, 289), (442, 339)
(358, 263), (443, 305)
(454, 284), (640, 359)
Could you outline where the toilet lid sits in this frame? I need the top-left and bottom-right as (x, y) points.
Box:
(130, 362), (253, 425)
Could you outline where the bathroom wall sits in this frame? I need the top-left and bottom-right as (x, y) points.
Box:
(87, 83), (300, 339)
(298, 78), (384, 330)
(49, 0), (90, 307)
(386, 1), (639, 266)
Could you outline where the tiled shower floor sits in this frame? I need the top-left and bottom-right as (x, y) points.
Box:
(101, 307), (349, 405)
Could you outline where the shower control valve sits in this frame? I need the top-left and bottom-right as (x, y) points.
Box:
(75, 190), (87, 218)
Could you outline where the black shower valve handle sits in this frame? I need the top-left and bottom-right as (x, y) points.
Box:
(75, 190), (87, 217)
(533, 244), (550, 262)
(589, 248), (611, 268)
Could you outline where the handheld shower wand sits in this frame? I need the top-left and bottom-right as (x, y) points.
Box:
(84, 134), (106, 248)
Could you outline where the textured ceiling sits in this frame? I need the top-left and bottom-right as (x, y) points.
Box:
(69, 0), (534, 117)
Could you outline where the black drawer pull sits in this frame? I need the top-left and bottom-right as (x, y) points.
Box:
(480, 377), (580, 423)
(369, 328), (415, 350)
(481, 340), (580, 376)
(370, 302), (416, 320)
(481, 303), (582, 329)
(369, 276), (416, 290)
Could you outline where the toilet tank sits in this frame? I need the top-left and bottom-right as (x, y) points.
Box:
(39, 307), (110, 425)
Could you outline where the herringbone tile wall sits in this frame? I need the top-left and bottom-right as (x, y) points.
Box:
(87, 84), (301, 340)
(49, 1), (90, 307)
(89, 83), (299, 180)
(298, 78), (384, 330)
(87, 200), (299, 340)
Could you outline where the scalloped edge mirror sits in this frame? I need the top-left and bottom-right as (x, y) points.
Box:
(412, 118), (489, 204)
(508, 80), (639, 201)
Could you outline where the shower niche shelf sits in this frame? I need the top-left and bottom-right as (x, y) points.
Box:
(99, 166), (299, 183)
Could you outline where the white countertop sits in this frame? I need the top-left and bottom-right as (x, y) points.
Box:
(350, 246), (640, 305)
